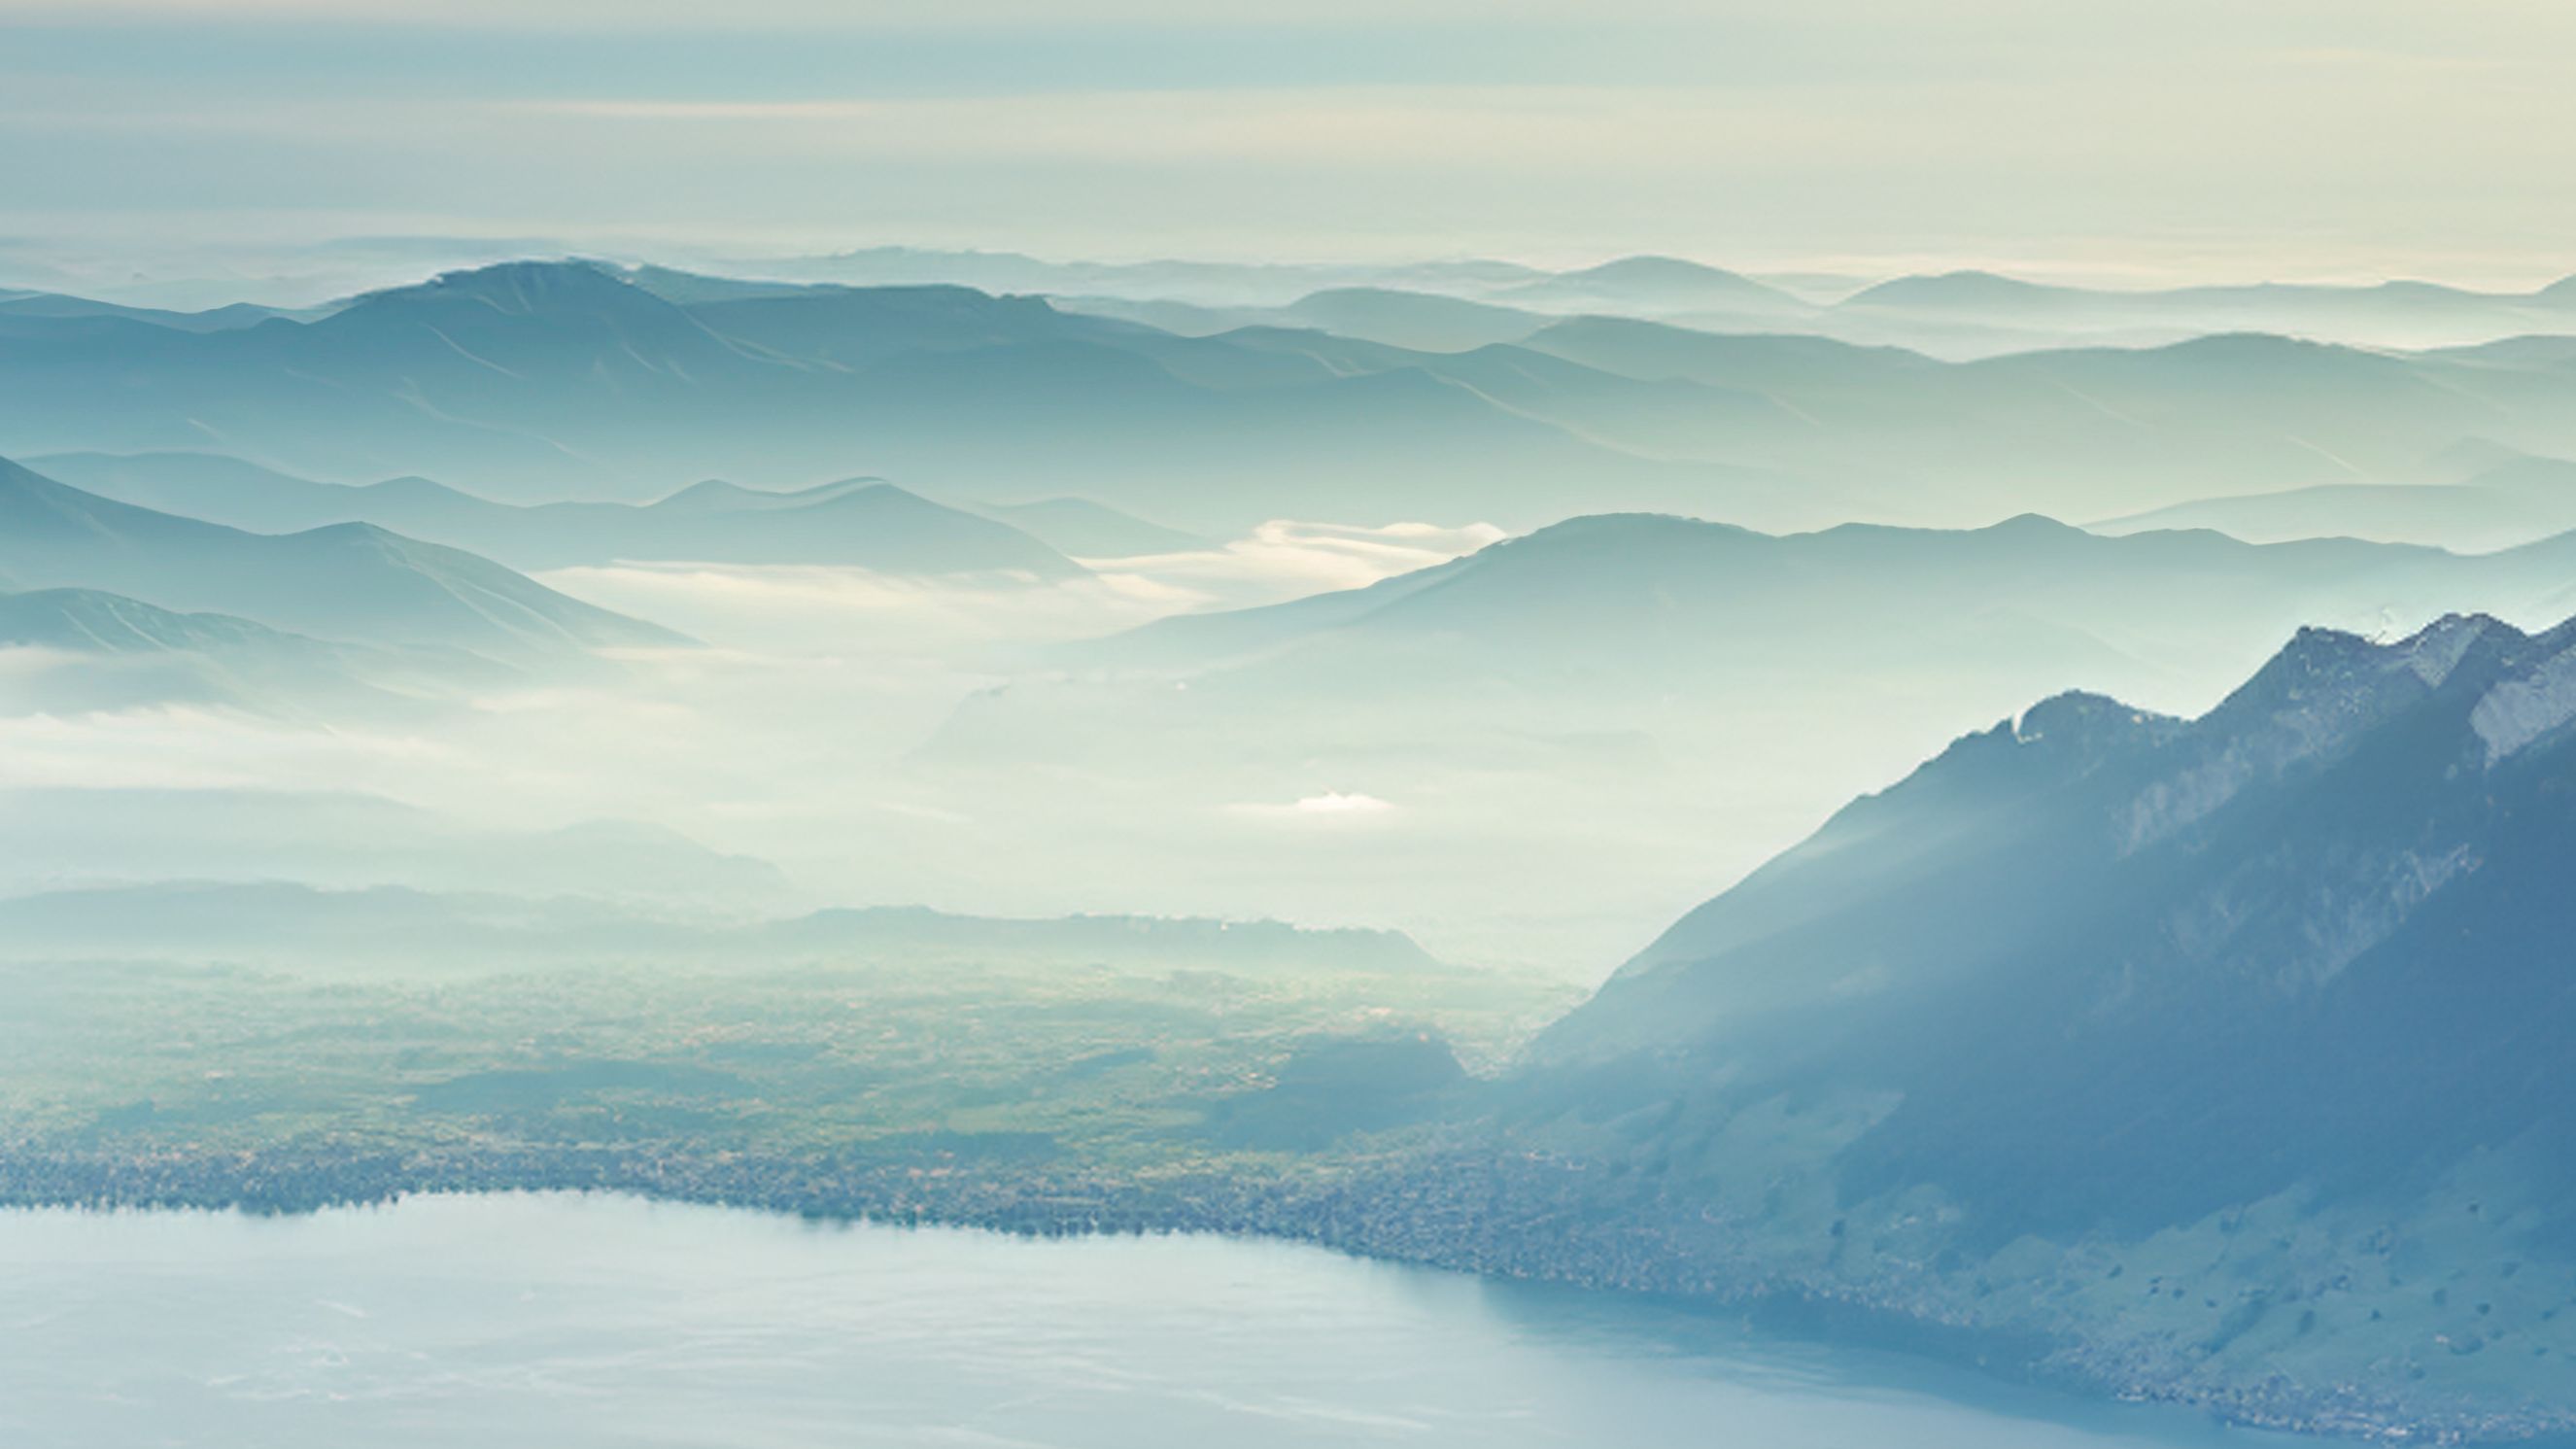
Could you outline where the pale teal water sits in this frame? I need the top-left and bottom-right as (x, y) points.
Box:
(0, 1192), (2294, 1449)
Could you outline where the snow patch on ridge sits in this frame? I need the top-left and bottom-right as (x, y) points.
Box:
(2473, 643), (2576, 765)
(2399, 613), (2490, 688)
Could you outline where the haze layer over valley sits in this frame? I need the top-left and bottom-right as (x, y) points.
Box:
(21, 0), (2576, 1435)
(16, 254), (2576, 962)
(11, 230), (2576, 1445)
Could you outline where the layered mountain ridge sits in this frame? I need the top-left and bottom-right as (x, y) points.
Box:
(0, 456), (679, 666)
(0, 587), (515, 715)
(21, 258), (2576, 531)
(23, 453), (1085, 578)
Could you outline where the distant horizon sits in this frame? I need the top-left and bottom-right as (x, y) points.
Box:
(9, 236), (2576, 313)
(9, 2), (2576, 300)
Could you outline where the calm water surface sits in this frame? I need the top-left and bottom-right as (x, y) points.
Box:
(0, 1192), (2297, 1449)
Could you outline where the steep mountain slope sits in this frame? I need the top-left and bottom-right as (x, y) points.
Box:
(1476, 614), (2576, 1439)
(26, 453), (1083, 577)
(0, 458), (680, 658)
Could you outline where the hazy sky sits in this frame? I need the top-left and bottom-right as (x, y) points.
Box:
(4, 0), (2575, 286)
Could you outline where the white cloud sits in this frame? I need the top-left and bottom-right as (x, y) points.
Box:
(1294, 790), (1393, 814)
(524, 520), (1501, 656)
(1087, 520), (1504, 612)
(1229, 790), (1398, 824)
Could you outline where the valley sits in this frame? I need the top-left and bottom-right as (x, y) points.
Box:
(10, 241), (2576, 1445)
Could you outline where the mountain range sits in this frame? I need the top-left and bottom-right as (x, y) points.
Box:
(1059, 510), (2576, 700)
(876, 248), (2576, 356)
(17, 237), (2576, 1442)
(21, 453), (1086, 578)
(743, 246), (2576, 349)
(893, 510), (2576, 966)
(1485, 257), (1808, 316)
(0, 260), (1752, 530)
(0, 457), (679, 661)
(22, 258), (2576, 535)
(0, 883), (1444, 977)
(1039, 291), (2576, 527)
(2092, 452), (2576, 554)
(0, 292), (307, 335)
(724, 245), (1554, 307)
(1464, 611), (2576, 1438)
(0, 587), (514, 716)
(1833, 268), (2576, 353)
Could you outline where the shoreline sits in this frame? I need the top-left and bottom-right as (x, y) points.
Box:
(4, 1145), (2570, 1447)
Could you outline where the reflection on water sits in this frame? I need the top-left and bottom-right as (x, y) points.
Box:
(0, 1192), (2290, 1449)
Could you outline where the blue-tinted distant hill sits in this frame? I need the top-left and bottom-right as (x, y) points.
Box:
(1088, 266), (2576, 362)
(1838, 267), (2576, 352)
(1277, 288), (1548, 352)
(1472, 613), (2576, 1440)
(17, 258), (2576, 535)
(1510, 316), (2576, 523)
(1846, 266), (2576, 325)
(0, 785), (791, 908)
(904, 511), (2576, 971)
(26, 452), (1085, 578)
(0, 883), (1446, 977)
(0, 293), (302, 335)
(0, 457), (680, 660)
(817, 247), (2576, 356)
(2092, 453), (2576, 553)
(1494, 256), (1810, 316)
(1074, 510), (2576, 679)
(1058, 274), (1773, 355)
(0, 586), (515, 716)
(0, 260), (1754, 531)
(729, 244), (1548, 306)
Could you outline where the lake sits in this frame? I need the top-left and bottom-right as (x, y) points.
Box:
(0, 1191), (2294, 1449)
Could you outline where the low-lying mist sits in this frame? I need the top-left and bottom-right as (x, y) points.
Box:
(23, 502), (2546, 974)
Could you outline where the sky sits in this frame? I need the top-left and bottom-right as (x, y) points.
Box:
(4, 0), (2575, 290)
